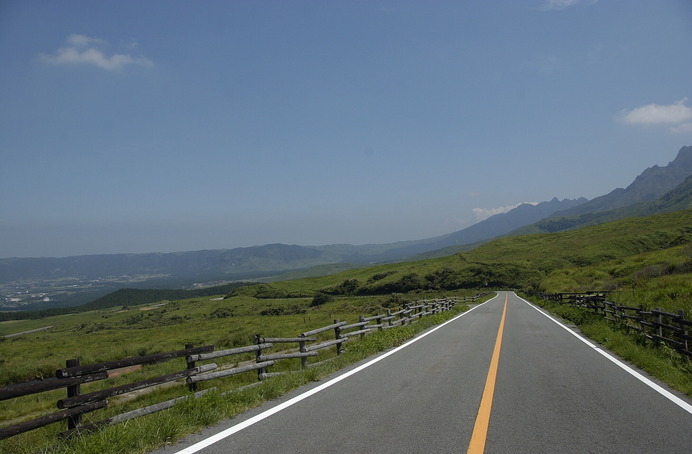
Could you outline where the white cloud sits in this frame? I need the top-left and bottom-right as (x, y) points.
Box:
(67, 34), (105, 48)
(619, 98), (692, 133)
(41, 34), (153, 71)
(472, 202), (538, 222)
(540, 0), (597, 11)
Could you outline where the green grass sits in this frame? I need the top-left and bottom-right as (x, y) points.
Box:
(248, 210), (692, 302)
(0, 299), (473, 454)
(2, 208), (691, 452)
(530, 297), (692, 398)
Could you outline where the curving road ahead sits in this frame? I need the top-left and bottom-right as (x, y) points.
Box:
(155, 292), (692, 453)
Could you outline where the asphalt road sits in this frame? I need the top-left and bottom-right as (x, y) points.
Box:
(155, 292), (692, 453)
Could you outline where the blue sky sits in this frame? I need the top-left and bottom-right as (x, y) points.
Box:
(1, 0), (692, 258)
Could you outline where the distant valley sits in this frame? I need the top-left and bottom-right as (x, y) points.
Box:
(2, 145), (690, 311)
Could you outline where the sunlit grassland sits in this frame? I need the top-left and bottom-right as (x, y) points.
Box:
(0, 292), (474, 454)
(538, 244), (692, 315)
(517, 212), (692, 398)
(0, 286), (479, 378)
(268, 210), (692, 315)
(266, 255), (469, 294)
(1, 208), (691, 452)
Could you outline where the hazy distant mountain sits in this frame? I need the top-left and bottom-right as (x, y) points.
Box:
(653, 174), (692, 211)
(0, 244), (341, 285)
(558, 146), (692, 216)
(511, 174), (692, 235)
(512, 146), (692, 235)
(432, 197), (588, 246)
(3, 145), (690, 309)
(335, 197), (589, 263)
(0, 197), (587, 291)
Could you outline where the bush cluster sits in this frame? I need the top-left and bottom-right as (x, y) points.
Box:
(322, 264), (541, 297)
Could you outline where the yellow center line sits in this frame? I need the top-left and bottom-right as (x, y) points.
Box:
(467, 294), (508, 454)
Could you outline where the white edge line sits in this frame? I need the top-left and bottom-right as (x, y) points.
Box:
(174, 294), (501, 453)
(515, 293), (692, 415)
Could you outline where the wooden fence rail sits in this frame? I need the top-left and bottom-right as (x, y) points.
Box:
(533, 291), (691, 358)
(0, 296), (479, 441)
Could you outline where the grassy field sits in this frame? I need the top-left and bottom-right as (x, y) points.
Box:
(0, 289), (479, 454)
(259, 209), (692, 314)
(1, 208), (690, 453)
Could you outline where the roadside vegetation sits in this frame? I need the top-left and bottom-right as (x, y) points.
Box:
(0, 291), (475, 454)
(529, 297), (692, 397)
(0, 208), (690, 453)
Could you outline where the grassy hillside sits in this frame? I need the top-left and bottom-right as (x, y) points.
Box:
(1, 209), (691, 453)
(237, 209), (691, 314)
(468, 209), (690, 264)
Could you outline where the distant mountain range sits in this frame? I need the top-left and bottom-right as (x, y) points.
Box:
(512, 145), (692, 235)
(0, 197), (588, 285)
(1, 145), (691, 307)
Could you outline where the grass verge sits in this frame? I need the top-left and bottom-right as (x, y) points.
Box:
(528, 296), (692, 398)
(5, 303), (470, 454)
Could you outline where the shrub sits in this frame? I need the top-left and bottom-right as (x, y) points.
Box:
(310, 292), (334, 307)
(366, 271), (397, 283)
(209, 308), (234, 318)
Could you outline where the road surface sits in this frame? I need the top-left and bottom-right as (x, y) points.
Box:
(154, 292), (692, 453)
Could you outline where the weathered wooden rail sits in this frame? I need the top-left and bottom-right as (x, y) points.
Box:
(534, 291), (691, 358)
(0, 296), (480, 441)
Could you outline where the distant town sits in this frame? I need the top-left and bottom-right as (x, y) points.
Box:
(0, 274), (171, 311)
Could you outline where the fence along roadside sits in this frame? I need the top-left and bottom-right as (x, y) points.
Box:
(0, 296), (480, 441)
(535, 292), (691, 357)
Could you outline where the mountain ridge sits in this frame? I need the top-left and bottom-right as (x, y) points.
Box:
(511, 146), (692, 235)
(2, 145), (690, 309)
(553, 145), (692, 216)
(0, 197), (587, 285)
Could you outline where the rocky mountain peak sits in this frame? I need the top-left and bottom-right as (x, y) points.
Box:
(670, 145), (692, 169)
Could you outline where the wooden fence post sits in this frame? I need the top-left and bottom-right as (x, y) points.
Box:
(359, 316), (366, 340)
(254, 334), (265, 380)
(334, 320), (342, 355)
(299, 334), (308, 369)
(65, 359), (80, 432)
(678, 310), (688, 352)
(185, 344), (198, 392)
(657, 308), (664, 340)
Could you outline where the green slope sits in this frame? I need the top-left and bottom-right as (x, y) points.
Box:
(468, 208), (691, 265)
(238, 210), (690, 311)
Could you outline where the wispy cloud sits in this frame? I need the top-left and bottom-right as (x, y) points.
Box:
(40, 34), (153, 71)
(619, 98), (692, 133)
(540, 0), (598, 11)
(66, 34), (105, 48)
(472, 202), (538, 222)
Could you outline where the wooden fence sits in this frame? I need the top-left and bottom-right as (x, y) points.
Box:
(0, 295), (482, 441)
(535, 291), (691, 358)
